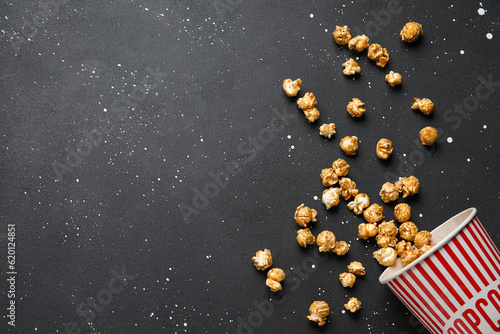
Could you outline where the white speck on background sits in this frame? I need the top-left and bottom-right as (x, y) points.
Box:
(447, 137), (453, 143)
(313, 195), (318, 200)
(460, 50), (465, 55)
(478, 8), (485, 15)
(486, 33), (493, 39)
(287, 135), (291, 139)
(419, 213), (423, 218)
(310, 13), (314, 18)
(467, 158), (471, 162)
(483, 125), (487, 129)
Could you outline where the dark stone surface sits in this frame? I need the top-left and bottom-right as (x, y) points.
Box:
(0, 0), (499, 333)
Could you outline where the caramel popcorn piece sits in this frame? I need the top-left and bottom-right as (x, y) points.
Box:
(282, 78), (302, 97)
(348, 35), (369, 51)
(358, 223), (378, 239)
(376, 138), (393, 160)
(347, 193), (370, 215)
(394, 203), (411, 223)
(297, 92), (317, 110)
(307, 301), (330, 327)
(400, 22), (423, 43)
(399, 221), (418, 241)
(418, 244), (434, 256)
(373, 247), (398, 267)
(333, 25), (352, 45)
(344, 297), (362, 313)
(340, 136), (359, 155)
(414, 231), (432, 249)
(339, 177), (359, 200)
(317, 230), (336, 252)
(266, 268), (285, 292)
(342, 58), (361, 76)
(252, 249), (273, 271)
(411, 98), (434, 115)
(320, 168), (339, 187)
(395, 176), (420, 198)
(419, 126), (439, 145)
(304, 107), (320, 123)
(395, 240), (412, 257)
(339, 272), (356, 288)
(347, 98), (366, 117)
(333, 241), (350, 256)
(363, 204), (384, 223)
(332, 158), (350, 177)
(376, 220), (399, 248)
(322, 187), (342, 210)
(401, 248), (420, 267)
(367, 43), (389, 67)
(348, 261), (366, 275)
(376, 235), (397, 248)
(294, 204), (318, 227)
(319, 123), (336, 138)
(379, 182), (399, 203)
(385, 72), (402, 87)
(297, 228), (316, 247)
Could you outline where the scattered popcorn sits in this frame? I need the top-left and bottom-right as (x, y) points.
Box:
(418, 244), (434, 256)
(294, 204), (318, 227)
(297, 228), (316, 247)
(319, 123), (336, 138)
(340, 136), (359, 155)
(339, 272), (356, 288)
(373, 247), (398, 266)
(342, 58), (361, 76)
(414, 231), (432, 249)
(348, 35), (369, 51)
(411, 98), (434, 115)
(252, 249), (273, 271)
(333, 25), (352, 45)
(399, 221), (419, 241)
(283, 78), (302, 97)
(344, 297), (362, 313)
(347, 98), (366, 117)
(419, 126), (439, 145)
(320, 168), (339, 187)
(400, 22), (423, 43)
(385, 72), (402, 86)
(367, 43), (389, 67)
(358, 223), (378, 239)
(339, 177), (359, 200)
(297, 92), (317, 110)
(401, 248), (420, 267)
(395, 240), (412, 256)
(395, 176), (420, 198)
(322, 187), (342, 209)
(348, 261), (366, 275)
(333, 241), (350, 255)
(363, 204), (384, 223)
(394, 203), (411, 223)
(317, 230), (336, 252)
(266, 268), (285, 292)
(379, 182), (399, 203)
(347, 193), (370, 215)
(304, 107), (320, 123)
(332, 158), (350, 177)
(376, 138), (393, 160)
(307, 301), (330, 327)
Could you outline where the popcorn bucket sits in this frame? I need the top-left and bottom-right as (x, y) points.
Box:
(379, 208), (500, 334)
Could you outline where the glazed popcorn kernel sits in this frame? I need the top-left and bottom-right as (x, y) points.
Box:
(339, 177), (359, 200)
(414, 231), (432, 249)
(348, 261), (366, 276)
(399, 221), (419, 241)
(367, 43), (389, 67)
(400, 22), (423, 43)
(385, 72), (402, 87)
(394, 203), (411, 223)
(347, 98), (366, 117)
(304, 107), (320, 123)
(322, 187), (342, 210)
(376, 235), (398, 248)
(395, 176), (420, 198)
(333, 25), (352, 45)
(266, 268), (285, 292)
(297, 228), (316, 248)
(373, 247), (398, 267)
(307, 301), (330, 327)
(319, 123), (336, 138)
(411, 98), (434, 115)
(419, 126), (439, 145)
(252, 249), (273, 271)
(348, 35), (370, 51)
(340, 136), (359, 155)
(297, 92), (317, 110)
(418, 244), (434, 256)
(332, 158), (350, 177)
(294, 204), (318, 227)
(401, 248), (420, 267)
(347, 193), (370, 215)
(317, 230), (336, 252)
(376, 138), (393, 160)
(363, 204), (384, 224)
(378, 220), (398, 237)
(333, 241), (350, 256)
(379, 182), (399, 203)
(395, 240), (412, 257)
(320, 168), (339, 187)
(282, 78), (302, 97)
(339, 272), (357, 288)
(342, 58), (361, 76)
(345, 297), (362, 313)
(358, 223), (378, 240)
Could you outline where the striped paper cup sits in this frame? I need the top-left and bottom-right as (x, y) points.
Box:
(379, 208), (500, 334)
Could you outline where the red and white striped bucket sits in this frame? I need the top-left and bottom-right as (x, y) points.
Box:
(379, 208), (500, 334)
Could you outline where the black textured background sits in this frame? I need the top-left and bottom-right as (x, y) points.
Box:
(1, 0), (499, 333)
